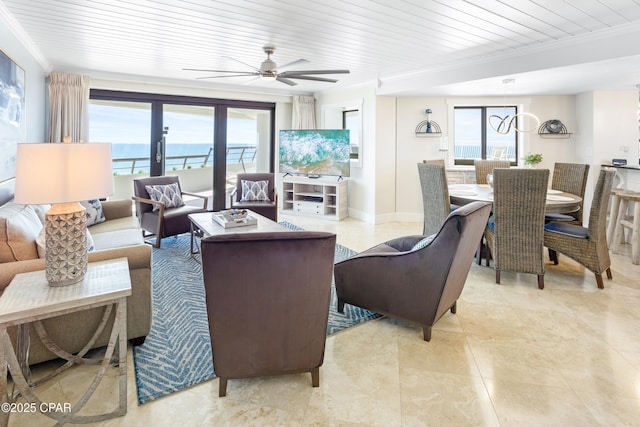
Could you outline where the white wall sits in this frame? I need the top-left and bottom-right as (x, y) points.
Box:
(316, 84), (379, 222)
(395, 97), (449, 222)
(393, 95), (579, 222)
(374, 96), (397, 223)
(577, 90), (639, 220)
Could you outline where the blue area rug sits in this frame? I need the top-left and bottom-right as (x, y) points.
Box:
(133, 223), (380, 404)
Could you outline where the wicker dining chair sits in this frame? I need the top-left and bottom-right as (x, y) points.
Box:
(544, 168), (616, 289)
(484, 168), (549, 289)
(474, 159), (511, 184)
(417, 161), (452, 236)
(544, 163), (590, 225)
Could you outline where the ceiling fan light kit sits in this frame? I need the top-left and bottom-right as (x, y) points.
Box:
(184, 45), (349, 86)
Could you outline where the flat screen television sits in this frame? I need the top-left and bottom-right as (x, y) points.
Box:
(279, 129), (350, 177)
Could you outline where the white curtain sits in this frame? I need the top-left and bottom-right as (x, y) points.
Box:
(291, 95), (316, 129)
(48, 72), (90, 143)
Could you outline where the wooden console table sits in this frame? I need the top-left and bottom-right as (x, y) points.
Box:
(0, 258), (131, 426)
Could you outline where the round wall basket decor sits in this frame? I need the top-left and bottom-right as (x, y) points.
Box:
(538, 120), (571, 138)
(545, 120), (564, 133)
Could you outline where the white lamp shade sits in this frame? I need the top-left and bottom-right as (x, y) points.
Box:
(15, 143), (114, 204)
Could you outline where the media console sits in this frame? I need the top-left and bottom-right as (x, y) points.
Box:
(281, 176), (348, 220)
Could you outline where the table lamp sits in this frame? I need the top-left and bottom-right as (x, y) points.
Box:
(14, 142), (113, 286)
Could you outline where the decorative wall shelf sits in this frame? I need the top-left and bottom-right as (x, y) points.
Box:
(415, 120), (442, 136)
(538, 120), (572, 139)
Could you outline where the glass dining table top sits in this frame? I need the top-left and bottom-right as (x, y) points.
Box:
(449, 184), (582, 214)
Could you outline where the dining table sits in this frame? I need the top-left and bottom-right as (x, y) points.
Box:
(449, 183), (582, 214)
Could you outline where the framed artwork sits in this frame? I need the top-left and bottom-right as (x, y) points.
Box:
(0, 48), (25, 184)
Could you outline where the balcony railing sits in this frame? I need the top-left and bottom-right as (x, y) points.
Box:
(112, 145), (257, 175)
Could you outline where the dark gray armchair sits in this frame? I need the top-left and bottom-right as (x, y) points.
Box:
(334, 201), (492, 342)
(133, 175), (208, 248)
(201, 231), (337, 397)
(229, 173), (278, 221)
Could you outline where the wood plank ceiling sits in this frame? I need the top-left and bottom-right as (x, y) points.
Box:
(3, 0), (640, 95)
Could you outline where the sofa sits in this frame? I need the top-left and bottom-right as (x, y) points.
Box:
(0, 199), (152, 365)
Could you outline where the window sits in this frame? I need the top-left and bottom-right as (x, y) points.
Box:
(322, 99), (363, 168)
(89, 89), (275, 211)
(453, 106), (518, 166)
(343, 109), (360, 161)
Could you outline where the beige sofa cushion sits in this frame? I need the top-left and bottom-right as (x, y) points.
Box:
(89, 216), (140, 234)
(92, 229), (144, 251)
(0, 203), (42, 262)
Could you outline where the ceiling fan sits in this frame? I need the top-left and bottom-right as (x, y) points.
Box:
(183, 46), (350, 86)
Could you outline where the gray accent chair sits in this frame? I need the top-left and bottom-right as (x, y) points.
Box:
(201, 231), (337, 397)
(229, 173), (278, 221)
(133, 175), (208, 248)
(418, 161), (452, 236)
(334, 201), (492, 342)
(545, 168), (616, 289)
(483, 168), (549, 289)
(474, 159), (511, 184)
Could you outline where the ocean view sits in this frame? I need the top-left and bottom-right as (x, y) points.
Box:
(111, 143), (256, 174)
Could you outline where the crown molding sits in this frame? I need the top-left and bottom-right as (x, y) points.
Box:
(0, 2), (50, 71)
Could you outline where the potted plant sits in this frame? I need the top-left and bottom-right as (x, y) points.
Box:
(523, 153), (543, 167)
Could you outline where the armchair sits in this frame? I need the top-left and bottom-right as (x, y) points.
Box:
(334, 201), (492, 341)
(229, 173), (277, 221)
(201, 231), (337, 396)
(133, 176), (208, 248)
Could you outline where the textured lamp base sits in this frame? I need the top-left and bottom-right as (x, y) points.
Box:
(45, 203), (88, 287)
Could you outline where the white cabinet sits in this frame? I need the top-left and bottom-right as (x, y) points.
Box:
(281, 176), (348, 220)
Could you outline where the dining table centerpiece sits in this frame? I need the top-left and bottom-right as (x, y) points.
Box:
(523, 153), (543, 167)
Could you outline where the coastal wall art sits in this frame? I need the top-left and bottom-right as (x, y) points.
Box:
(0, 48), (25, 184)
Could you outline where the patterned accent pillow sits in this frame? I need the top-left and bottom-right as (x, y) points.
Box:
(240, 180), (270, 202)
(411, 234), (437, 251)
(145, 183), (185, 211)
(80, 199), (106, 226)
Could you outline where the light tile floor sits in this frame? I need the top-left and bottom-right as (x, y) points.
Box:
(8, 215), (640, 426)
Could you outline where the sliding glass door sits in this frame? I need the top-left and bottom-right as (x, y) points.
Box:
(89, 90), (275, 211)
(163, 104), (215, 207)
(225, 107), (272, 207)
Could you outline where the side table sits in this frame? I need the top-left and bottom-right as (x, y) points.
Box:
(0, 258), (131, 426)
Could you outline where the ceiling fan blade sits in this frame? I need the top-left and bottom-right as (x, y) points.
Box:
(222, 55), (261, 72)
(183, 68), (257, 74)
(196, 73), (259, 80)
(277, 58), (310, 72)
(280, 69), (350, 76)
(284, 75), (339, 83)
(276, 76), (298, 86)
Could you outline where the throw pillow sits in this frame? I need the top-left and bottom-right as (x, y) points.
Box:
(0, 203), (42, 262)
(411, 234), (437, 251)
(80, 199), (106, 226)
(240, 180), (270, 202)
(30, 204), (50, 224)
(36, 227), (95, 258)
(145, 182), (185, 211)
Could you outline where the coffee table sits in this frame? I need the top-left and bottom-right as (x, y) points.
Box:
(188, 210), (294, 259)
